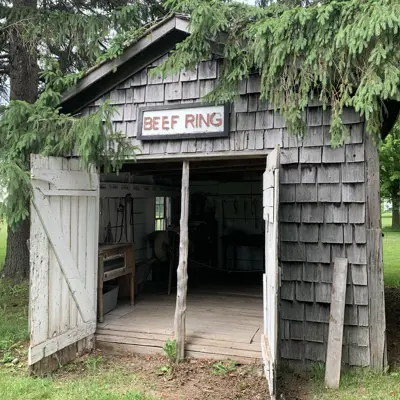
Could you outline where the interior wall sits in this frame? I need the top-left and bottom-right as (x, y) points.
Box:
(190, 179), (263, 271)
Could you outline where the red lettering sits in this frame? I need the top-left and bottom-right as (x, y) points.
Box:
(171, 115), (179, 129)
(199, 113), (210, 127)
(162, 116), (169, 130)
(185, 114), (195, 128)
(143, 117), (153, 130)
(153, 116), (160, 130)
(210, 112), (222, 127)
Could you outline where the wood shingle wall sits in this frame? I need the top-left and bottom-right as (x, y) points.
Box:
(83, 55), (370, 367)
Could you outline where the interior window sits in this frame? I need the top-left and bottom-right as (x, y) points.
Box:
(155, 197), (169, 231)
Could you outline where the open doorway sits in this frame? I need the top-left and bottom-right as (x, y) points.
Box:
(96, 158), (267, 362)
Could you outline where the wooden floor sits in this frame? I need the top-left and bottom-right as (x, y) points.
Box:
(96, 286), (263, 363)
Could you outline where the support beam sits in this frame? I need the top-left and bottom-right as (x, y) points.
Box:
(364, 128), (387, 370)
(174, 160), (190, 361)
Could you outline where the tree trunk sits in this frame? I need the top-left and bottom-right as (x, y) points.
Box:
(2, 0), (38, 281)
(392, 197), (400, 229)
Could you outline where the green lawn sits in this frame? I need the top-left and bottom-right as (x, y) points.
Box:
(382, 212), (400, 287)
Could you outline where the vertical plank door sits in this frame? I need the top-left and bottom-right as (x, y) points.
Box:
(262, 146), (280, 400)
(29, 155), (99, 373)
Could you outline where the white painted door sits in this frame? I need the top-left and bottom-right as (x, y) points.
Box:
(28, 155), (99, 368)
(262, 146), (280, 399)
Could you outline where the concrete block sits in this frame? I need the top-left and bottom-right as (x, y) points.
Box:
(296, 281), (314, 302)
(300, 147), (322, 164)
(315, 283), (331, 303)
(354, 225), (366, 243)
(281, 148), (299, 164)
(265, 128), (283, 148)
(325, 204), (348, 223)
(344, 224), (353, 243)
(281, 281), (295, 301)
(255, 111), (274, 129)
(237, 112), (256, 131)
(305, 322), (326, 343)
(306, 243), (331, 263)
(281, 300), (305, 321)
(281, 165), (300, 184)
(346, 143), (365, 163)
(301, 166), (316, 183)
(317, 165), (340, 184)
(299, 224), (319, 243)
(349, 345), (370, 367)
(302, 204), (324, 223)
(347, 244), (367, 264)
(354, 285), (369, 305)
(281, 242), (306, 262)
(349, 204), (365, 223)
(303, 263), (319, 282)
(318, 184), (341, 203)
(281, 223), (299, 242)
(290, 321), (305, 340)
(281, 262), (303, 281)
(322, 146), (345, 163)
(306, 303), (330, 323)
(321, 224), (344, 244)
(280, 204), (301, 222)
(351, 264), (367, 286)
(342, 162), (365, 183)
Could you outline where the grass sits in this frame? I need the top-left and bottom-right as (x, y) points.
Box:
(311, 365), (400, 400)
(382, 212), (400, 287)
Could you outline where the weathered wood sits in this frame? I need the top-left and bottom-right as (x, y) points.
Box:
(325, 257), (348, 389)
(364, 128), (387, 370)
(174, 161), (190, 361)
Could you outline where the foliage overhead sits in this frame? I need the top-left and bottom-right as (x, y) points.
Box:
(156, 0), (400, 145)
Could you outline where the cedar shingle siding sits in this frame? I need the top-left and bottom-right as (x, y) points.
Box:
(82, 55), (370, 367)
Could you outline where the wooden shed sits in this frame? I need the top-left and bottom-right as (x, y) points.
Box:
(27, 13), (386, 395)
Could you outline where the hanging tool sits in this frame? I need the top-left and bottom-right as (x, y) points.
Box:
(116, 201), (125, 243)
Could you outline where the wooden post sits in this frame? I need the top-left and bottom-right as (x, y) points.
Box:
(174, 161), (189, 361)
(365, 129), (387, 370)
(325, 257), (348, 389)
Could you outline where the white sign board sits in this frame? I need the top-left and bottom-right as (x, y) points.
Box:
(137, 103), (229, 140)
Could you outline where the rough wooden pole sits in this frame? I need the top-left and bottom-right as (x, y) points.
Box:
(325, 258), (348, 389)
(174, 160), (189, 361)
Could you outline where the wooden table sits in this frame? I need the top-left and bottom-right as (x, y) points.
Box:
(97, 244), (135, 322)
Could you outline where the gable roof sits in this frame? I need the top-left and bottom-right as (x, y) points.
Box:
(61, 14), (190, 114)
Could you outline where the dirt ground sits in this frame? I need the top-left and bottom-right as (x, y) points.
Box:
(384, 287), (400, 368)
